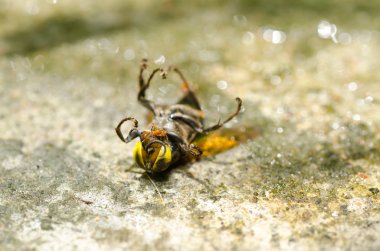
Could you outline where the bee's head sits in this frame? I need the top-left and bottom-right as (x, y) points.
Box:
(115, 119), (172, 173)
(133, 130), (172, 173)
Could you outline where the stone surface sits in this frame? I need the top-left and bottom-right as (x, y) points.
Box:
(1, 1), (380, 250)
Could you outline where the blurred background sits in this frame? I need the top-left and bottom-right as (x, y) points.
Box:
(1, 0), (380, 137)
(1, 0), (379, 154)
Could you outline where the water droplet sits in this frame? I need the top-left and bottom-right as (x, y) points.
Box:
(263, 29), (286, 44)
(242, 31), (255, 45)
(338, 32), (352, 45)
(276, 127), (284, 134)
(233, 15), (247, 26)
(317, 20), (337, 39)
(216, 80), (228, 90)
(347, 82), (358, 91)
(210, 94), (221, 106)
(352, 114), (361, 121)
(276, 107), (284, 114)
(97, 39), (119, 54)
(97, 39), (110, 50)
(331, 122), (340, 130)
(276, 153), (282, 158)
(272, 30), (286, 44)
(198, 50), (219, 62)
(154, 55), (166, 65)
(365, 96), (373, 103)
(123, 49), (135, 61)
(270, 75), (282, 85)
(137, 40), (147, 48)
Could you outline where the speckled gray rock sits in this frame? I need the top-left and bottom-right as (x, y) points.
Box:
(1, 1), (380, 251)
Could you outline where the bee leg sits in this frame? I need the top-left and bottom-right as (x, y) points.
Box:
(171, 67), (202, 110)
(189, 144), (203, 157)
(172, 67), (191, 92)
(202, 97), (242, 133)
(115, 117), (141, 143)
(139, 58), (148, 89)
(184, 144), (203, 161)
(137, 59), (163, 115)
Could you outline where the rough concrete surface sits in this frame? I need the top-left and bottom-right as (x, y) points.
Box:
(0, 1), (380, 250)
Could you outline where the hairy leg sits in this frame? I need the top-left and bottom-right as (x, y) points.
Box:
(202, 97), (243, 133)
(171, 67), (202, 110)
(137, 59), (163, 114)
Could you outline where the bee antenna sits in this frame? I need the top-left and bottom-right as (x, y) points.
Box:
(145, 173), (165, 205)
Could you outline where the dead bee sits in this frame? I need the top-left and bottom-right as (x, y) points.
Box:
(115, 59), (242, 173)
